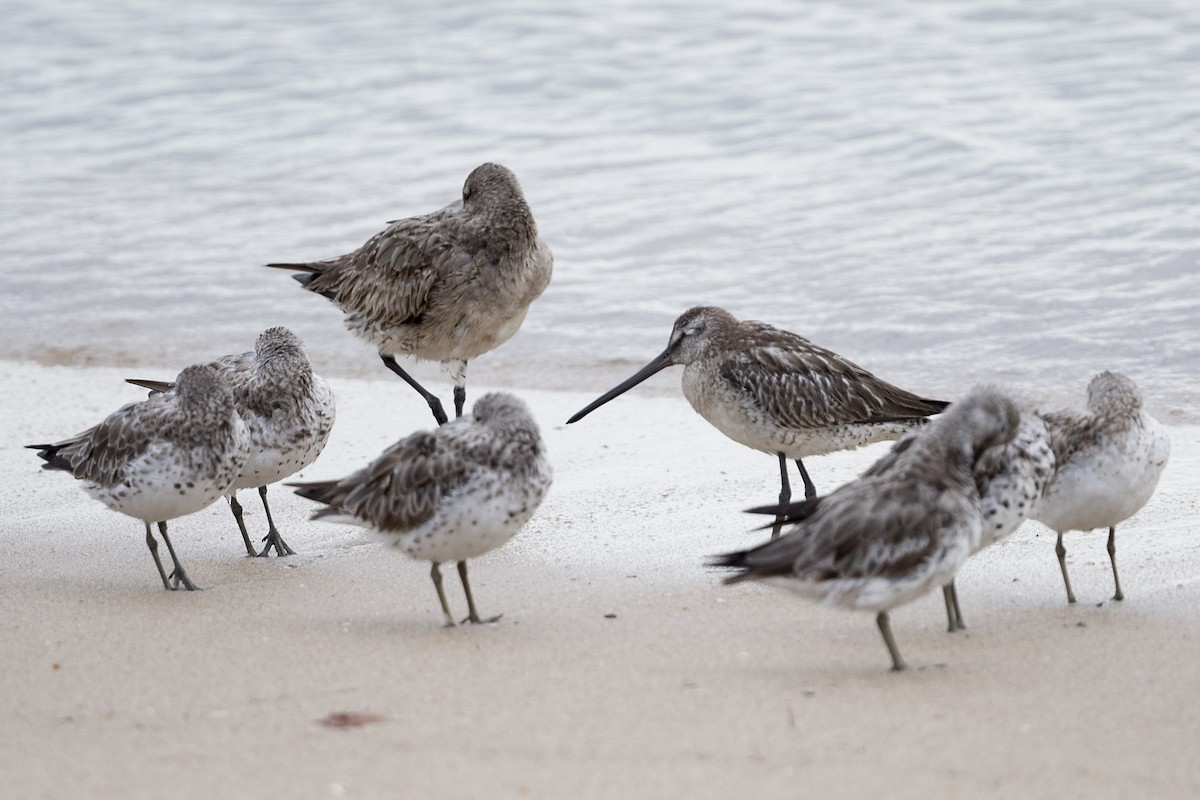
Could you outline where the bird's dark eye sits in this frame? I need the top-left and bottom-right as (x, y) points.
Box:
(463, 187), (473, 201)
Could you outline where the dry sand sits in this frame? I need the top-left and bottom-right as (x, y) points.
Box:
(2, 360), (1198, 799)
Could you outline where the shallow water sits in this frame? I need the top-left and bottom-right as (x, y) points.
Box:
(2, 0), (1197, 418)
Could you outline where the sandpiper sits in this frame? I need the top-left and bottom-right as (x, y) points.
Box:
(291, 392), (551, 626)
(1032, 371), (1170, 603)
(127, 327), (336, 557)
(266, 163), (553, 426)
(711, 389), (1020, 672)
(27, 364), (250, 590)
(568, 306), (947, 535)
(759, 392), (1055, 632)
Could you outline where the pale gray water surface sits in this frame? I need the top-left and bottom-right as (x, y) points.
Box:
(2, 1), (1198, 418)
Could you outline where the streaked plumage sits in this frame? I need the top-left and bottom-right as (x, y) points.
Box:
(768, 391), (1055, 631)
(27, 364), (249, 590)
(1032, 371), (1170, 603)
(127, 327), (336, 557)
(266, 163), (553, 425)
(291, 392), (551, 626)
(713, 389), (1020, 671)
(568, 306), (947, 534)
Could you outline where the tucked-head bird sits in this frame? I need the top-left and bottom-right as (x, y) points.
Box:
(567, 306), (947, 535)
(290, 392), (551, 627)
(753, 389), (1055, 633)
(126, 327), (336, 558)
(1032, 371), (1169, 604)
(27, 364), (250, 591)
(266, 163), (553, 426)
(711, 388), (1020, 672)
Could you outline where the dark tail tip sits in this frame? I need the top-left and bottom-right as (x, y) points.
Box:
(27, 443), (73, 472)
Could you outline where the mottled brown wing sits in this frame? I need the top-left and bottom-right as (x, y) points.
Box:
(720, 325), (946, 430)
(304, 208), (477, 327)
(50, 402), (157, 488)
(311, 430), (474, 532)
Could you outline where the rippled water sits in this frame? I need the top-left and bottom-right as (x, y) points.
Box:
(2, 0), (1198, 418)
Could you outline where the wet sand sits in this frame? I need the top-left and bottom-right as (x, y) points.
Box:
(2, 361), (1198, 798)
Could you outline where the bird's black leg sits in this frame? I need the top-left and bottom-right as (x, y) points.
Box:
(380, 355), (448, 426)
(228, 495), (256, 557)
(158, 521), (198, 591)
(144, 522), (171, 590)
(876, 611), (908, 672)
(795, 459), (817, 499)
(453, 386), (466, 418)
(772, 453), (790, 540)
(256, 485), (295, 557)
(458, 561), (501, 624)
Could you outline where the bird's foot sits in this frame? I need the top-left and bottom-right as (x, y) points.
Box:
(257, 531), (296, 557)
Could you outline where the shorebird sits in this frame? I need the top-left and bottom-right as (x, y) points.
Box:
(711, 389), (1019, 671)
(290, 392), (551, 626)
(567, 306), (947, 535)
(126, 327), (336, 557)
(1032, 371), (1170, 604)
(754, 392), (1055, 632)
(266, 163), (553, 426)
(27, 364), (249, 591)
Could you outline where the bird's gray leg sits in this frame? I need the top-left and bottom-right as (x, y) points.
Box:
(876, 611), (908, 672)
(1107, 526), (1124, 602)
(942, 581), (966, 631)
(1055, 532), (1076, 604)
(255, 485), (295, 557)
(458, 561), (501, 624)
(228, 494), (256, 557)
(430, 562), (456, 627)
(380, 355), (448, 426)
(158, 521), (198, 591)
(144, 522), (171, 590)
(795, 459), (817, 499)
(453, 386), (466, 419)
(772, 453), (790, 540)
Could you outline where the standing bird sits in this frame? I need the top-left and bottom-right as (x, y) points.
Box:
(1032, 371), (1170, 604)
(290, 393), (551, 626)
(710, 389), (1020, 672)
(567, 306), (947, 535)
(266, 163), (553, 426)
(126, 327), (336, 557)
(27, 364), (249, 591)
(754, 392), (1055, 632)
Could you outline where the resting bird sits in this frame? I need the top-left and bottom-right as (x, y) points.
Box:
(28, 364), (249, 590)
(291, 393), (552, 626)
(711, 388), (1019, 671)
(1032, 371), (1170, 603)
(267, 163), (553, 426)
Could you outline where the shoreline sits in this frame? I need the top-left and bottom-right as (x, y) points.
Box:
(2, 360), (1198, 798)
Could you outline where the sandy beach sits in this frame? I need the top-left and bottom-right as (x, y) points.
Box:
(1, 360), (1197, 798)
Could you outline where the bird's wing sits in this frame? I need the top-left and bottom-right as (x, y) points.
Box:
(719, 326), (946, 430)
(300, 207), (476, 325)
(302, 429), (475, 532)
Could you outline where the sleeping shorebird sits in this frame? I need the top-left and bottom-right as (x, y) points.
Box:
(126, 327), (336, 557)
(1032, 371), (1170, 604)
(266, 163), (553, 426)
(567, 306), (947, 535)
(755, 390), (1055, 632)
(711, 389), (1020, 672)
(290, 393), (551, 626)
(27, 364), (249, 591)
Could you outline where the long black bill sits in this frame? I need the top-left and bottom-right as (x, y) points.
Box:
(566, 349), (675, 424)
